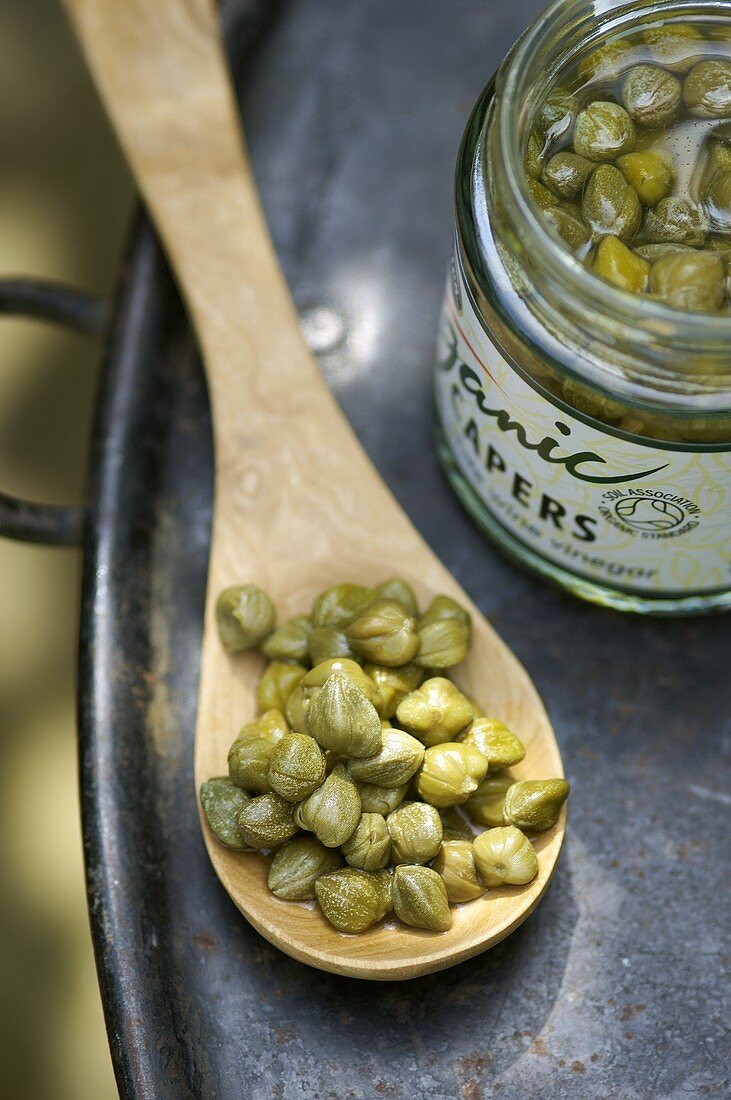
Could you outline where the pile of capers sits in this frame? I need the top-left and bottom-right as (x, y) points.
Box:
(526, 21), (731, 313)
(200, 580), (569, 935)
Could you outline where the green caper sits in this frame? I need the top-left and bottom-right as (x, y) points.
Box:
(416, 742), (489, 808)
(315, 867), (391, 933)
(257, 660), (306, 714)
(236, 708), (289, 745)
(297, 764), (362, 848)
(577, 39), (634, 82)
(529, 178), (559, 210)
(310, 583), (377, 628)
(582, 165), (642, 242)
(347, 728), (425, 788)
(542, 205), (592, 255)
(463, 773), (515, 828)
(643, 24), (705, 72)
(561, 375), (626, 421)
(387, 800), (443, 864)
(573, 101), (636, 162)
(261, 615), (312, 663)
(707, 235), (731, 260)
(419, 594), (471, 628)
(341, 813), (392, 871)
(433, 840), (485, 903)
(649, 250), (726, 312)
(238, 792), (297, 849)
(306, 673), (382, 758)
(228, 733), (275, 793)
(199, 777), (251, 850)
(267, 836), (343, 900)
(709, 124), (731, 173)
(683, 60), (731, 118)
(345, 598), (420, 667)
(375, 577), (419, 616)
(535, 88), (576, 142)
(216, 585), (276, 652)
(707, 169), (731, 231)
(641, 196), (708, 246)
(541, 152), (594, 200)
(592, 235), (650, 293)
(395, 676), (474, 747)
(633, 242), (697, 262)
(414, 617), (471, 670)
(356, 781), (409, 816)
(621, 64), (681, 129)
(288, 658), (381, 733)
(461, 717), (526, 771)
(392, 865), (452, 932)
(503, 778), (571, 833)
(617, 150), (674, 205)
(267, 731), (327, 802)
(525, 129), (546, 180)
(364, 662), (424, 719)
(307, 626), (354, 666)
(439, 808), (474, 841)
(472, 826), (538, 887)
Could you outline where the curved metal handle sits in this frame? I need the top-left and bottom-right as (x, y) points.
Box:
(0, 278), (106, 546)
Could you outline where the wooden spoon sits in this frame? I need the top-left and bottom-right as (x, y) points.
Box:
(64, 0), (565, 979)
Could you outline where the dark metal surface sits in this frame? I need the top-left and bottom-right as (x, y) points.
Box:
(0, 278), (105, 544)
(80, 2), (730, 1098)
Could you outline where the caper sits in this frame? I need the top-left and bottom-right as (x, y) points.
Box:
(267, 836), (343, 900)
(535, 88), (576, 143)
(236, 708), (289, 746)
(297, 764), (362, 848)
(387, 801), (443, 864)
(395, 676), (474, 747)
(306, 673), (382, 758)
(228, 733), (275, 793)
(472, 826), (538, 887)
(577, 39), (634, 82)
(541, 152), (594, 200)
(267, 731), (327, 802)
(311, 583), (377, 628)
(392, 865), (452, 932)
(592, 235), (650, 293)
(257, 660), (306, 714)
(649, 250), (726, 312)
(529, 177), (559, 210)
(341, 813), (392, 871)
(199, 777), (251, 850)
(621, 65), (681, 129)
(464, 773), (515, 828)
(418, 594), (471, 629)
(414, 617), (471, 670)
(238, 792), (297, 849)
(216, 584), (276, 652)
(302, 658), (383, 708)
(375, 577), (419, 616)
(416, 742), (489, 808)
(683, 60), (731, 118)
(617, 150), (674, 206)
(315, 867), (391, 933)
(542, 205), (592, 255)
(503, 778), (571, 833)
(633, 243), (697, 262)
(433, 840), (485, 904)
(461, 717), (526, 772)
(364, 662), (424, 719)
(641, 196), (708, 246)
(261, 615), (312, 663)
(525, 128), (546, 180)
(707, 235), (731, 260)
(582, 165), (642, 242)
(573, 101), (636, 162)
(347, 728), (425, 788)
(307, 625), (354, 666)
(709, 124), (731, 173)
(561, 376), (626, 421)
(356, 781), (409, 815)
(345, 598), (420, 667)
(707, 169), (731, 231)
(439, 807), (475, 841)
(643, 24), (705, 73)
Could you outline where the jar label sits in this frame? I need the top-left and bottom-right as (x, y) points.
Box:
(435, 255), (731, 597)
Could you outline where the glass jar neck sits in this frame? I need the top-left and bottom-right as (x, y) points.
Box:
(461, 0), (731, 413)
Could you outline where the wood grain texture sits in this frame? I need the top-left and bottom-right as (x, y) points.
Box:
(63, 0), (565, 979)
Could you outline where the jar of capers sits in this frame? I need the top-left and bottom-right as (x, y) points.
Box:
(201, 581), (569, 936)
(435, 0), (731, 615)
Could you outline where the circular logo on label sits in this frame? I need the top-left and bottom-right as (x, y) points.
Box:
(613, 496), (685, 532)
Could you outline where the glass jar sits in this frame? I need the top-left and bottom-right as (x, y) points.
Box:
(434, 0), (731, 614)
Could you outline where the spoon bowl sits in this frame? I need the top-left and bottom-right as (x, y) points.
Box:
(64, 0), (565, 979)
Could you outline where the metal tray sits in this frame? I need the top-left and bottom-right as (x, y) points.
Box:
(3, 1), (728, 1097)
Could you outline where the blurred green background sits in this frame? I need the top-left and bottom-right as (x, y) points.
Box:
(0, 1), (132, 1095)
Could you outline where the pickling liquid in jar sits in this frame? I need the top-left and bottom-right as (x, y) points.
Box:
(433, 0), (731, 614)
